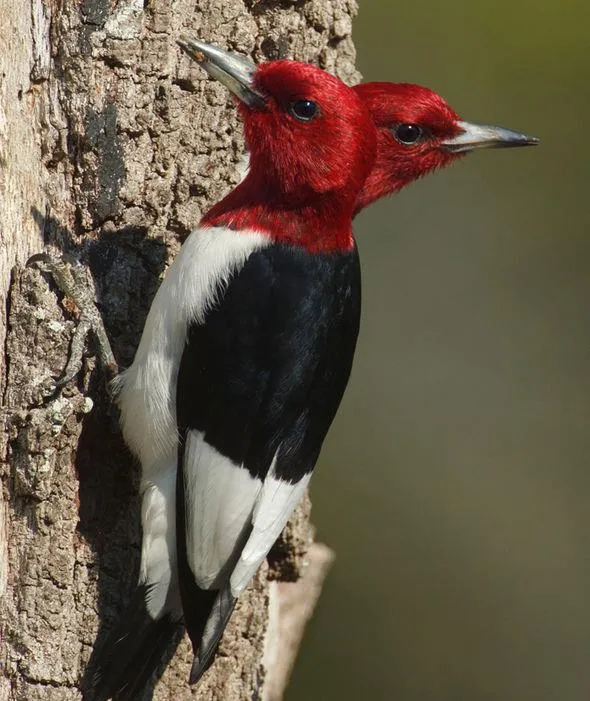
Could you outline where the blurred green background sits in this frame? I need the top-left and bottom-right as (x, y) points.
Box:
(288, 1), (590, 700)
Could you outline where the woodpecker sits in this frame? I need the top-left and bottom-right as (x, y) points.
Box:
(48, 40), (538, 701)
(90, 39), (376, 699)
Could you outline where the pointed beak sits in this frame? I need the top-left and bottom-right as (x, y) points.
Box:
(177, 35), (266, 109)
(441, 120), (540, 153)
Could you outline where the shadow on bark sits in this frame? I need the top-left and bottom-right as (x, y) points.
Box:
(29, 208), (178, 699)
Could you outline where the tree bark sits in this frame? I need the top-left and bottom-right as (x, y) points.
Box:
(0, 1), (358, 699)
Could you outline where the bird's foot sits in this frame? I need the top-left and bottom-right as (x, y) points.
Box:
(28, 252), (118, 389)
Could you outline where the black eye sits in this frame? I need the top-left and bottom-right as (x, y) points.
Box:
(289, 99), (318, 122)
(394, 123), (423, 145)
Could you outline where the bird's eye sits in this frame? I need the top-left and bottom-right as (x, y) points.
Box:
(289, 99), (318, 122)
(394, 123), (423, 145)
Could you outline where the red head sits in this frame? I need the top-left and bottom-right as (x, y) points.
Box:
(178, 38), (376, 252)
(353, 81), (539, 214)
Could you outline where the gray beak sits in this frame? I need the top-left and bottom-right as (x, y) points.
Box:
(177, 35), (265, 109)
(441, 120), (540, 153)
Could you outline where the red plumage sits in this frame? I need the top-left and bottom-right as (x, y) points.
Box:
(202, 61), (377, 252)
(353, 82), (463, 212)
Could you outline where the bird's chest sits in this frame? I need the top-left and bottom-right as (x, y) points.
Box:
(117, 228), (361, 476)
(116, 226), (270, 471)
(182, 242), (361, 395)
(177, 242), (362, 479)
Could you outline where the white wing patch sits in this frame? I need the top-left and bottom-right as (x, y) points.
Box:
(229, 464), (312, 597)
(182, 432), (312, 599)
(184, 430), (262, 589)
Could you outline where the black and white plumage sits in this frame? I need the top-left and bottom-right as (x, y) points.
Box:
(175, 235), (361, 680)
(91, 226), (360, 695)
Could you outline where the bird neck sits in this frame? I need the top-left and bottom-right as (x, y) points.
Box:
(201, 172), (355, 253)
(354, 171), (406, 215)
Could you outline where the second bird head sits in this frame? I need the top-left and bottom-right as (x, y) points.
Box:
(354, 82), (539, 212)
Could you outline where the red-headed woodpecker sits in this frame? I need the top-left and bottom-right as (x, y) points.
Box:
(90, 39), (377, 700)
(78, 40), (538, 701)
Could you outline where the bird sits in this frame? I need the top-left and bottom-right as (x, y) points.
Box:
(43, 39), (538, 701)
(89, 38), (377, 700)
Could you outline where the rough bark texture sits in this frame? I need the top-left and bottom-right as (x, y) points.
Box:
(0, 1), (356, 699)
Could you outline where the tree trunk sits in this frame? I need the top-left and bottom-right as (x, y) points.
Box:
(0, 1), (358, 698)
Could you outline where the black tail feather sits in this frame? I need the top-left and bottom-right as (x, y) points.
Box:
(189, 587), (237, 685)
(87, 586), (182, 701)
(176, 540), (237, 687)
